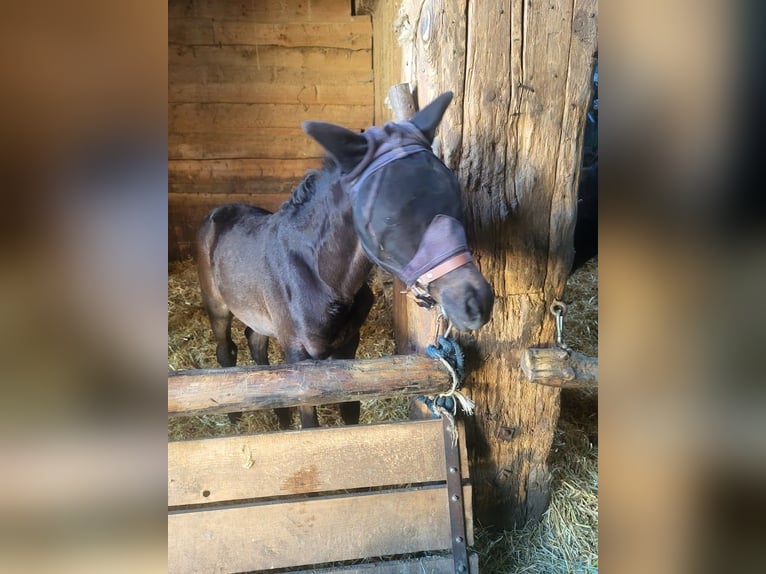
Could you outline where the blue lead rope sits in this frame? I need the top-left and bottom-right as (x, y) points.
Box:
(427, 335), (465, 379)
(417, 336), (474, 418)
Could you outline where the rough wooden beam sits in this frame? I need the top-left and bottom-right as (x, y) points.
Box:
(521, 347), (598, 389)
(168, 355), (451, 416)
(387, 83), (417, 121)
(398, 0), (598, 528)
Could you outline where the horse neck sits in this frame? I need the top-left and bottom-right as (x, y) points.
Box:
(314, 182), (373, 297)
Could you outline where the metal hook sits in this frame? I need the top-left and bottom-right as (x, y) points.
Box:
(550, 300), (569, 350)
(433, 308), (454, 342)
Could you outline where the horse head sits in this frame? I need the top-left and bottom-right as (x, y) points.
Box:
(303, 92), (494, 332)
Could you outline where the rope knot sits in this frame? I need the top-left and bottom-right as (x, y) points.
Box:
(418, 335), (475, 418)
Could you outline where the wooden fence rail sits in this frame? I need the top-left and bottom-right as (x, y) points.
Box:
(168, 354), (451, 416)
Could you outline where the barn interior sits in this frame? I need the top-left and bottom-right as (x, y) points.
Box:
(168, 1), (598, 571)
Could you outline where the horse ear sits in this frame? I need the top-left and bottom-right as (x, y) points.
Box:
(410, 91), (454, 143)
(302, 121), (369, 173)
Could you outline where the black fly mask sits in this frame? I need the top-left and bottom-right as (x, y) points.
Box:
(343, 121), (472, 298)
(303, 91), (493, 329)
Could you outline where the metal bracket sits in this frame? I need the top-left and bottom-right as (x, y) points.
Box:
(442, 417), (470, 573)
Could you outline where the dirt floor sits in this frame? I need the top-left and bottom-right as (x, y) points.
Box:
(168, 257), (598, 573)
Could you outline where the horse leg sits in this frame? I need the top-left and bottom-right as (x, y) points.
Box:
(332, 284), (374, 425)
(330, 332), (362, 425)
(204, 302), (237, 368)
(338, 401), (361, 426)
(281, 347), (318, 429)
(197, 222), (237, 368)
(202, 304), (242, 425)
(244, 326), (278, 427)
(274, 408), (294, 430)
(245, 326), (270, 365)
(298, 406), (319, 429)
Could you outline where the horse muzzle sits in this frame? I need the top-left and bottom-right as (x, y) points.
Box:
(427, 264), (494, 332)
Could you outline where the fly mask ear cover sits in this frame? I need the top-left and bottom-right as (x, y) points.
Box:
(343, 122), (472, 288)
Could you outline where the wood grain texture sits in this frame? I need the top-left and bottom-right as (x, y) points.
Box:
(169, 157), (322, 183)
(387, 83), (417, 121)
(168, 0), (353, 21)
(169, 419), (453, 505)
(170, 103), (373, 131)
(284, 553), (478, 574)
(368, 2), (404, 124)
(168, 355), (451, 416)
(398, 0), (598, 528)
(168, 180), (299, 196)
(168, 487), (451, 573)
(170, 17), (372, 48)
(410, 0), (467, 167)
(169, 62), (372, 86)
(170, 45), (371, 72)
(168, 192), (290, 260)
(168, 405), (475, 572)
(168, 191), (289, 215)
(460, 0), (597, 528)
(168, 127), (323, 160)
(168, 0), (375, 261)
(169, 81), (373, 105)
(521, 347), (598, 388)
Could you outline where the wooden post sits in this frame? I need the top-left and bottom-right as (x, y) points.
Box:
(521, 347), (598, 389)
(396, 0), (598, 528)
(386, 83), (418, 121)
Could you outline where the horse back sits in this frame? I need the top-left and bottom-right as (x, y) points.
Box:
(197, 203), (274, 307)
(198, 203), (271, 256)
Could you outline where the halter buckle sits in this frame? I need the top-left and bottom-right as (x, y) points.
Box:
(409, 283), (437, 309)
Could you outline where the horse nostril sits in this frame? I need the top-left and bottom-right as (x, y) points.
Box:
(464, 291), (480, 319)
(471, 282), (494, 325)
(439, 276), (494, 331)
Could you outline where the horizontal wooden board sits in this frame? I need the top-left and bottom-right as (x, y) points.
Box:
(170, 45), (371, 71)
(169, 62), (372, 85)
(168, 180), (299, 196)
(169, 0), (353, 21)
(169, 18), (372, 49)
(169, 81), (373, 105)
(169, 191), (289, 211)
(169, 103), (373, 131)
(168, 487), (452, 573)
(169, 419), (453, 505)
(167, 356), (451, 416)
(169, 191), (291, 260)
(168, 128), (323, 159)
(288, 553), (479, 574)
(169, 158), (321, 183)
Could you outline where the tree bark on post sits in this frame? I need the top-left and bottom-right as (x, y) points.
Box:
(397, 0), (598, 528)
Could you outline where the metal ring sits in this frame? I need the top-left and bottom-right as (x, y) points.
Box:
(550, 300), (567, 317)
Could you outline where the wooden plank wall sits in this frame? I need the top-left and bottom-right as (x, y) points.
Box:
(354, 0), (405, 125)
(168, 0), (374, 260)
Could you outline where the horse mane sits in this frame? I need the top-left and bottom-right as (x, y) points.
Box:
(288, 158), (337, 207)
